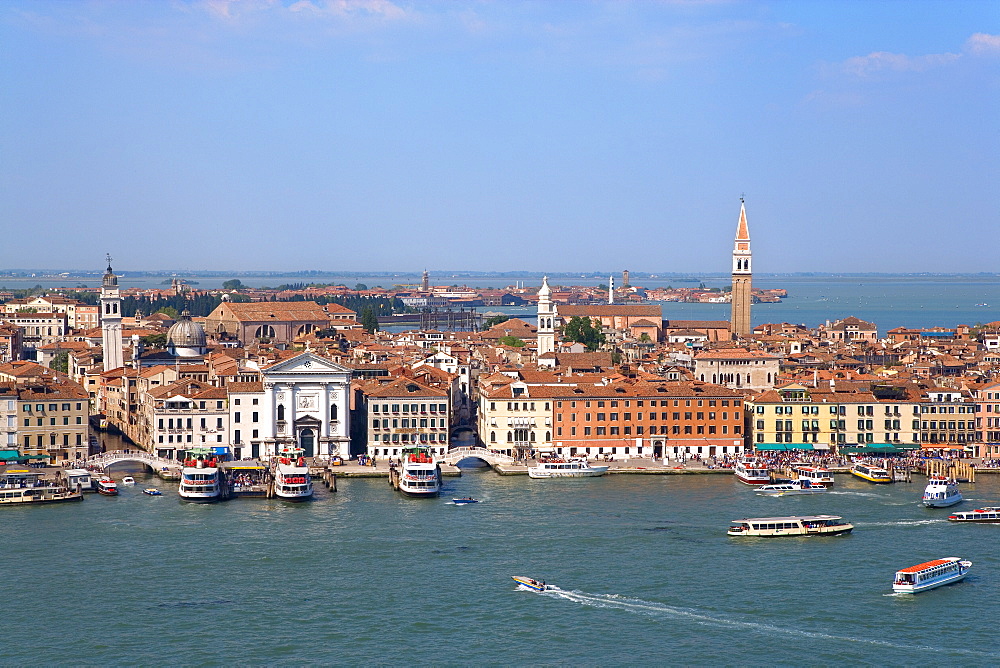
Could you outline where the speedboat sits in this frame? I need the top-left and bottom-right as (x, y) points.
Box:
(178, 448), (222, 503)
(121, 476), (136, 486)
(453, 497), (479, 505)
(755, 479), (829, 496)
(272, 447), (314, 501)
(95, 477), (119, 496)
(528, 458), (608, 479)
(397, 447), (441, 497)
(143, 488), (163, 496)
(734, 457), (770, 485)
(727, 515), (854, 537)
(922, 476), (962, 508)
(893, 557), (971, 593)
(850, 462), (892, 484)
(512, 576), (554, 592)
(948, 507), (1000, 523)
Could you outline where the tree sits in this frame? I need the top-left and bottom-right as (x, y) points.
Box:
(360, 306), (380, 333)
(563, 316), (606, 351)
(483, 314), (510, 328)
(141, 333), (168, 348)
(639, 332), (652, 343)
(51, 352), (69, 374)
(498, 335), (525, 348)
(157, 306), (179, 319)
(354, 283), (368, 291)
(222, 279), (244, 290)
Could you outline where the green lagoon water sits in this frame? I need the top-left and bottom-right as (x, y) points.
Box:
(5, 466), (1000, 665)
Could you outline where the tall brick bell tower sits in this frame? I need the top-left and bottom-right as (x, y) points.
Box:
(730, 198), (752, 339)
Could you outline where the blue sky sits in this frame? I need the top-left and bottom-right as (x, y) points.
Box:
(2, 1), (997, 274)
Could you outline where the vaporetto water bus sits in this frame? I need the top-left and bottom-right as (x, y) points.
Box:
(790, 465), (835, 486)
(527, 458), (608, 479)
(850, 462), (892, 484)
(273, 447), (314, 501)
(892, 557), (971, 593)
(727, 515), (854, 537)
(948, 507), (1000, 523)
(733, 457), (770, 485)
(0, 465), (83, 506)
(397, 448), (441, 496)
(178, 448), (222, 503)
(921, 476), (962, 508)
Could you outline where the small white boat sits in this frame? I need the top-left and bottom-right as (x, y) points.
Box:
(512, 576), (555, 592)
(893, 557), (971, 593)
(922, 476), (962, 508)
(121, 476), (136, 486)
(528, 458), (608, 479)
(755, 479), (829, 496)
(734, 457), (770, 485)
(948, 507), (1000, 523)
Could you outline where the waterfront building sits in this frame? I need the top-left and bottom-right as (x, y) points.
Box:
(730, 198), (752, 339)
(536, 276), (556, 361)
(361, 376), (449, 460)
(976, 381), (1000, 458)
(477, 375), (560, 457)
(0, 378), (90, 462)
(140, 379), (229, 460)
(100, 258), (124, 372)
(917, 387), (977, 452)
(227, 352), (352, 460)
(692, 348), (780, 391)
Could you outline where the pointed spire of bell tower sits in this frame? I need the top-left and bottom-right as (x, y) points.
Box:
(730, 196), (753, 339)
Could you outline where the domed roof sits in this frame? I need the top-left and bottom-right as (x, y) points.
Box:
(167, 310), (207, 356)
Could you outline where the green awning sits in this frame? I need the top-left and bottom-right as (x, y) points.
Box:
(840, 444), (914, 455)
(753, 443), (815, 451)
(20, 454), (51, 460)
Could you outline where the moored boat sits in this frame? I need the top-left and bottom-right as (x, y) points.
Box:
(948, 507), (1000, 523)
(850, 462), (892, 484)
(734, 457), (770, 485)
(790, 464), (835, 487)
(755, 479), (829, 496)
(397, 447), (441, 496)
(527, 458), (608, 479)
(727, 515), (853, 537)
(892, 557), (971, 593)
(178, 448), (222, 503)
(1, 466), (84, 505)
(272, 447), (314, 501)
(922, 476), (962, 508)
(95, 476), (119, 496)
(511, 576), (554, 592)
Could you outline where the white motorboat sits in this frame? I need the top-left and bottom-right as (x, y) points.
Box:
(727, 515), (854, 537)
(734, 457), (770, 485)
(178, 448), (222, 503)
(755, 479), (829, 496)
(512, 576), (555, 592)
(273, 447), (314, 501)
(893, 557), (971, 593)
(790, 465), (835, 487)
(948, 507), (1000, 523)
(121, 476), (136, 486)
(528, 458), (609, 479)
(922, 476), (962, 508)
(95, 476), (119, 496)
(397, 448), (441, 497)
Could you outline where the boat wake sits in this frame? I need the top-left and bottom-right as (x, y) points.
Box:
(857, 519), (948, 527)
(539, 588), (999, 658)
(827, 491), (884, 498)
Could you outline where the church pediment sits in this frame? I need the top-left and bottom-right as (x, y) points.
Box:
(263, 352), (352, 377)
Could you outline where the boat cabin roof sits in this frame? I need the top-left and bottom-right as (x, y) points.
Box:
(734, 515), (843, 523)
(896, 558), (959, 574)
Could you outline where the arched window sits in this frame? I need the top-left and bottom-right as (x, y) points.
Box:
(330, 404), (338, 421)
(545, 431), (551, 441)
(277, 404), (285, 421)
(490, 431), (496, 442)
(507, 431), (512, 442)
(530, 432), (536, 441)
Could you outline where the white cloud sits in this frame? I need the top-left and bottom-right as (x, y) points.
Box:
(840, 50), (960, 77)
(287, 0), (408, 20)
(966, 32), (1000, 55)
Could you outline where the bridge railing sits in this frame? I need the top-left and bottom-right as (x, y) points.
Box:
(443, 446), (515, 465)
(79, 450), (180, 470)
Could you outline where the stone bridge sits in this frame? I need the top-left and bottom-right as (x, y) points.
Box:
(440, 446), (515, 467)
(79, 450), (181, 473)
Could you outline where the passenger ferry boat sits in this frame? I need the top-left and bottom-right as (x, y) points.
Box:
(527, 458), (609, 479)
(0, 466), (84, 505)
(398, 448), (441, 497)
(272, 447), (314, 501)
(95, 476), (119, 496)
(755, 479), (829, 496)
(790, 465), (835, 487)
(178, 448), (222, 503)
(850, 462), (893, 484)
(922, 476), (963, 508)
(727, 515), (854, 537)
(733, 457), (770, 485)
(948, 507), (1000, 523)
(892, 557), (971, 593)
(511, 576), (555, 592)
